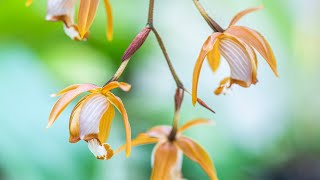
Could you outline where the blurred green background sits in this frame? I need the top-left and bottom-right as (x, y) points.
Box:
(1, 0), (320, 180)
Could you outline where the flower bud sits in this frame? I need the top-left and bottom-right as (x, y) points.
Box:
(122, 27), (151, 61)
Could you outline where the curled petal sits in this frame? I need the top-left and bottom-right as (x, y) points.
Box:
(78, 0), (99, 38)
(192, 33), (222, 105)
(51, 84), (80, 97)
(175, 137), (218, 180)
(101, 81), (131, 93)
(214, 77), (231, 95)
(87, 138), (113, 160)
(151, 142), (183, 180)
(229, 6), (264, 27)
(48, 83), (99, 128)
(178, 119), (214, 134)
(79, 94), (109, 139)
(103, 0), (113, 41)
(219, 35), (256, 89)
(98, 105), (115, 143)
(115, 133), (158, 154)
(207, 42), (221, 72)
(107, 92), (131, 157)
(226, 26), (278, 76)
(69, 95), (92, 143)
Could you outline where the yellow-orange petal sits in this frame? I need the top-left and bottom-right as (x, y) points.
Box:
(25, 0), (32, 6)
(103, 0), (113, 41)
(78, 0), (99, 38)
(98, 104), (115, 143)
(115, 133), (158, 154)
(151, 142), (183, 180)
(178, 119), (214, 134)
(207, 41), (221, 72)
(101, 81), (131, 94)
(69, 95), (91, 143)
(175, 137), (218, 180)
(229, 6), (264, 27)
(226, 26), (278, 76)
(51, 84), (80, 97)
(48, 84), (100, 128)
(106, 92), (131, 157)
(214, 77), (231, 95)
(87, 138), (114, 160)
(192, 33), (222, 105)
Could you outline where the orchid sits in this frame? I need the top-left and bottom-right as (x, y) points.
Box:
(48, 82), (131, 159)
(116, 119), (218, 180)
(192, 6), (278, 104)
(45, 0), (113, 40)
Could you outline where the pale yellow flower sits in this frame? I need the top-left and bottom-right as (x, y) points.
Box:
(117, 119), (218, 180)
(192, 6), (278, 104)
(48, 82), (131, 159)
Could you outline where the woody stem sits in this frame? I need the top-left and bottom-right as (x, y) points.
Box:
(192, 0), (224, 32)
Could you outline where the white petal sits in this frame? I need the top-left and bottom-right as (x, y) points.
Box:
(80, 94), (109, 139)
(87, 139), (111, 160)
(63, 24), (82, 40)
(219, 37), (253, 85)
(46, 0), (76, 24)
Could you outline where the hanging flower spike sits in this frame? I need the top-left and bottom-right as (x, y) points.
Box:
(48, 82), (132, 159)
(46, 0), (113, 41)
(116, 119), (218, 180)
(192, 6), (278, 105)
(25, 0), (32, 7)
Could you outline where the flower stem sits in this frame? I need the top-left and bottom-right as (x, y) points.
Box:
(104, 60), (129, 86)
(151, 27), (184, 89)
(192, 0), (224, 32)
(148, 0), (154, 25)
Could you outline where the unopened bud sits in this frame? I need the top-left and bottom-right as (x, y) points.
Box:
(122, 27), (151, 61)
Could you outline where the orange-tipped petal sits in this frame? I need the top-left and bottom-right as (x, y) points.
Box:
(207, 42), (221, 72)
(103, 0), (113, 41)
(178, 119), (214, 134)
(25, 0), (32, 6)
(214, 77), (231, 95)
(115, 133), (158, 154)
(101, 81), (131, 93)
(151, 142), (183, 180)
(78, 0), (99, 38)
(219, 35), (256, 89)
(229, 6), (264, 27)
(226, 26), (278, 76)
(106, 92), (131, 157)
(98, 105), (115, 143)
(176, 137), (218, 180)
(87, 138), (114, 160)
(192, 33), (222, 105)
(48, 84), (100, 128)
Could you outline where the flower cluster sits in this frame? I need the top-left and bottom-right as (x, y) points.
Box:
(27, 0), (278, 179)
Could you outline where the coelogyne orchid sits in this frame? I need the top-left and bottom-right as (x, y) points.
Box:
(116, 119), (218, 180)
(45, 0), (113, 41)
(48, 82), (132, 159)
(192, 6), (278, 105)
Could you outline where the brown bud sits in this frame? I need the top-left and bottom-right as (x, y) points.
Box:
(122, 27), (151, 61)
(175, 88), (184, 112)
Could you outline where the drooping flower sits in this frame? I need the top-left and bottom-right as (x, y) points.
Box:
(46, 0), (113, 41)
(48, 82), (131, 159)
(116, 119), (218, 180)
(192, 6), (278, 104)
